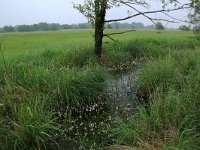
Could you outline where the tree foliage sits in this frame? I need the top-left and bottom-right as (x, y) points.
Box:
(3, 26), (15, 32)
(1, 23), (93, 32)
(73, 0), (97, 26)
(179, 25), (191, 31)
(190, 0), (200, 34)
(155, 22), (165, 31)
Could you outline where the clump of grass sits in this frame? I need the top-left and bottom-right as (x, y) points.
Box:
(137, 57), (180, 101)
(123, 39), (157, 58)
(40, 48), (59, 59)
(55, 47), (94, 68)
(173, 50), (200, 76)
(103, 42), (134, 73)
(104, 42), (132, 64)
(4, 62), (106, 109)
(0, 92), (58, 150)
(53, 65), (107, 108)
(11, 101), (58, 149)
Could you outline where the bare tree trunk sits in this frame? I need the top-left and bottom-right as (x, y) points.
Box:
(94, 0), (106, 58)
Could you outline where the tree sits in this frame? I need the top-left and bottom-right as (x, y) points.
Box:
(48, 23), (60, 31)
(77, 23), (91, 29)
(107, 24), (113, 29)
(179, 25), (190, 31)
(74, 0), (190, 58)
(0, 28), (4, 33)
(38, 22), (49, 31)
(131, 22), (144, 29)
(3, 26), (15, 32)
(190, 0), (200, 35)
(114, 23), (120, 29)
(62, 24), (71, 29)
(32, 24), (39, 31)
(16, 25), (34, 32)
(155, 22), (165, 31)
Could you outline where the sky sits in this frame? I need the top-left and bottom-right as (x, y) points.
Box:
(0, 0), (190, 28)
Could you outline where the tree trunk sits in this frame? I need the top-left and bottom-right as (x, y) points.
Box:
(94, 0), (107, 58)
(95, 22), (104, 58)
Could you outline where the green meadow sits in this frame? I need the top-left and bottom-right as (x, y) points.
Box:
(0, 30), (200, 149)
(0, 30), (194, 59)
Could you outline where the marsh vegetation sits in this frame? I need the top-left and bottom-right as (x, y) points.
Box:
(0, 30), (200, 149)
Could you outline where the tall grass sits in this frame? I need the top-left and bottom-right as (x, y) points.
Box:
(0, 89), (59, 150)
(4, 65), (105, 108)
(0, 30), (200, 149)
(0, 45), (108, 149)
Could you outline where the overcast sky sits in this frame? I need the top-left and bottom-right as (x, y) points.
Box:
(0, 0), (190, 28)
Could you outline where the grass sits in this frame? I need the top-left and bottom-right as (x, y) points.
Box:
(0, 29), (200, 149)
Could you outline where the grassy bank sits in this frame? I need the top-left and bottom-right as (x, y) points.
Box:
(0, 30), (200, 149)
(114, 48), (200, 149)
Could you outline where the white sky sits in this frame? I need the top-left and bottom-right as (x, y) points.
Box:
(0, 0), (190, 28)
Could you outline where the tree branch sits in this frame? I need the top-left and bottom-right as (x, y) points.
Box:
(161, 12), (190, 23)
(103, 29), (136, 36)
(104, 34), (119, 42)
(110, 0), (148, 7)
(119, 1), (180, 24)
(105, 4), (190, 22)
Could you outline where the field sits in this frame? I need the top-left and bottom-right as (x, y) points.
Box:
(0, 30), (200, 149)
(0, 30), (194, 59)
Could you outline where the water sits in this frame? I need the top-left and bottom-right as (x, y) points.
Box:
(105, 69), (139, 140)
(107, 70), (138, 114)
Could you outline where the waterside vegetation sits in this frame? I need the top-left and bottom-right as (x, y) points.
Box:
(0, 30), (200, 149)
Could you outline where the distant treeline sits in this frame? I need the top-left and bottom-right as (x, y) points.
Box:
(0, 23), (91, 32)
(107, 22), (155, 29)
(0, 22), (156, 33)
